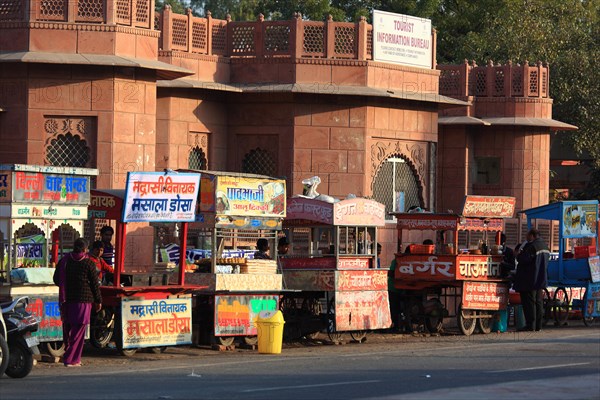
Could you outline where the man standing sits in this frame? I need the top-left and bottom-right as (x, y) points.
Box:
(100, 226), (115, 267)
(514, 229), (550, 332)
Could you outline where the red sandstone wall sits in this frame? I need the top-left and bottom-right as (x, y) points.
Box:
(156, 89), (228, 171)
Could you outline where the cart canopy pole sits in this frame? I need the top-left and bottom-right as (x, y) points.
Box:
(178, 222), (188, 285)
(115, 221), (127, 287)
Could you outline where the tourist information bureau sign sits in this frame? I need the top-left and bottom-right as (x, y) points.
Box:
(372, 10), (433, 69)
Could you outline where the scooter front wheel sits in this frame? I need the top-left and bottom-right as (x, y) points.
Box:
(6, 340), (33, 378)
(0, 335), (9, 377)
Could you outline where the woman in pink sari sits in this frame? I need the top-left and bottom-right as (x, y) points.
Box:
(53, 238), (102, 367)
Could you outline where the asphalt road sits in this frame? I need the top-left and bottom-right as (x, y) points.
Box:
(2, 324), (599, 400)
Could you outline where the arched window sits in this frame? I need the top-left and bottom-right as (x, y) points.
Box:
(188, 146), (207, 170)
(44, 118), (93, 168)
(372, 155), (423, 220)
(242, 148), (276, 176)
(45, 132), (91, 167)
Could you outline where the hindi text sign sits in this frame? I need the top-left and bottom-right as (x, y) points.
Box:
(121, 297), (192, 349)
(122, 172), (200, 222)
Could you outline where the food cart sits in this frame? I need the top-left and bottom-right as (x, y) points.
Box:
(279, 197), (391, 343)
(87, 171), (203, 355)
(158, 171), (286, 347)
(0, 164), (97, 356)
(393, 196), (516, 335)
(521, 200), (599, 326)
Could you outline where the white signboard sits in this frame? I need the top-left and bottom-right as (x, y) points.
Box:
(121, 296), (192, 349)
(122, 172), (200, 222)
(372, 10), (433, 69)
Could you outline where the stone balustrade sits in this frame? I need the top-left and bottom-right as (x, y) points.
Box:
(0, 0), (154, 29)
(156, 8), (377, 60)
(438, 60), (549, 98)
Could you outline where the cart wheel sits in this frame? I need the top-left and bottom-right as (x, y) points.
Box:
(350, 331), (367, 342)
(45, 341), (65, 357)
(583, 316), (596, 327)
(302, 297), (323, 340)
(280, 297), (297, 314)
(114, 310), (137, 357)
(150, 346), (167, 354)
(407, 300), (425, 333)
(476, 312), (493, 334)
(553, 287), (569, 325)
(542, 288), (552, 327)
(243, 336), (258, 346)
(457, 304), (476, 336)
(424, 299), (444, 334)
(301, 298), (322, 316)
(90, 308), (114, 349)
(217, 336), (235, 347)
(327, 298), (343, 343)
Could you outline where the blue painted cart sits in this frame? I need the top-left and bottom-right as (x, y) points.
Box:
(521, 200), (599, 326)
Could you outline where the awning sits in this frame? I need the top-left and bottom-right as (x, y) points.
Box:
(439, 116), (490, 126)
(158, 79), (470, 106)
(0, 51), (194, 80)
(481, 117), (577, 131)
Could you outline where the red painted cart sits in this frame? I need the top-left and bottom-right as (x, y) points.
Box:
(393, 196), (516, 335)
(280, 197), (392, 343)
(88, 171), (205, 356)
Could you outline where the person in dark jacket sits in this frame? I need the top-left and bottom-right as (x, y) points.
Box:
(514, 229), (549, 332)
(53, 238), (102, 367)
(253, 238), (271, 259)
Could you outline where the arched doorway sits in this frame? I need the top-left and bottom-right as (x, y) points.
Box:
(371, 154), (424, 221)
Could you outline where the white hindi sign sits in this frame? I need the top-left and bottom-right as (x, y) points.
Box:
(122, 172), (200, 222)
(372, 10), (433, 69)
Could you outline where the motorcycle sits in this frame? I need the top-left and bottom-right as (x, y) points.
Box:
(1, 296), (40, 378)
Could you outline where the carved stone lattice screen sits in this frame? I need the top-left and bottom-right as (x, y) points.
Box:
(439, 69), (460, 96)
(116, 0), (131, 24)
(76, 0), (104, 22)
(264, 24), (290, 53)
(211, 22), (227, 55)
(242, 148), (276, 177)
(44, 117), (95, 168)
(302, 24), (325, 55)
(39, 0), (67, 21)
(231, 25), (255, 54)
(334, 25), (355, 56)
(0, 0), (22, 21)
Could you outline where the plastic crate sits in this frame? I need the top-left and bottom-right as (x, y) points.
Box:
(574, 246), (597, 258)
(409, 244), (435, 254)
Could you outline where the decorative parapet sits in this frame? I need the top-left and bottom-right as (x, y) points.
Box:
(0, 0), (154, 29)
(438, 60), (549, 98)
(157, 9), (377, 60)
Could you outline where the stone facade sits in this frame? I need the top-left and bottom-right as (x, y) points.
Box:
(0, 2), (572, 269)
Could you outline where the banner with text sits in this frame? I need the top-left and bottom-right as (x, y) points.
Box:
(372, 10), (432, 69)
(122, 172), (200, 222)
(121, 297), (192, 349)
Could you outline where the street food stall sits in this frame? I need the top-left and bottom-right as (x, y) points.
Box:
(157, 171), (286, 347)
(521, 200), (599, 326)
(280, 197), (391, 343)
(87, 171), (203, 355)
(393, 196), (516, 335)
(0, 164), (97, 356)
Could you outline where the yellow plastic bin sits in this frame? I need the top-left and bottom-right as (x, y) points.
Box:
(256, 310), (285, 354)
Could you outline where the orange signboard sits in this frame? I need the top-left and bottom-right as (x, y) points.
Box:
(461, 196), (516, 218)
(461, 281), (509, 310)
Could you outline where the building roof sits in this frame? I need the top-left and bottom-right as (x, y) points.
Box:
(0, 51), (194, 80)
(157, 79), (470, 106)
(439, 116), (491, 126)
(480, 117), (577, 131)
(440, 116), (577, 130)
